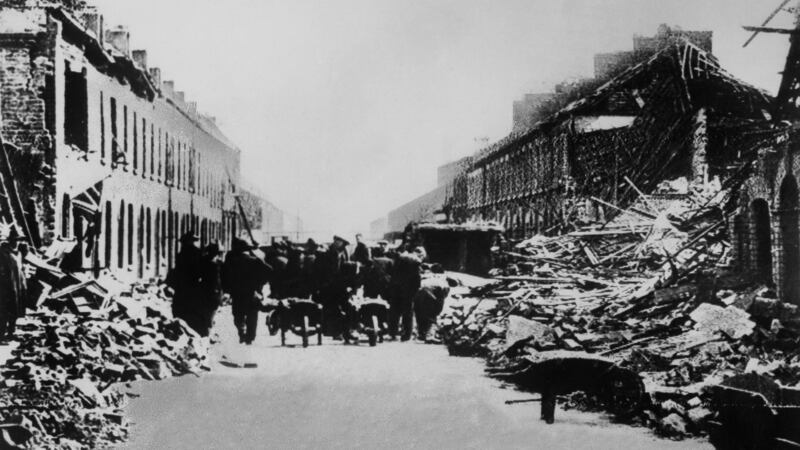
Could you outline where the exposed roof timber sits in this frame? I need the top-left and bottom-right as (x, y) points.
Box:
(742, 25), (800, 35)
(470, 39), (774, 168)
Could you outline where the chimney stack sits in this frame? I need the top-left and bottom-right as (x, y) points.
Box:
(81, 9), (103, 44)
(132, 50), (147, 69)
(148, 67), (161, 88)
(105, 26), (130, 56)
(187, 101), (198, 117)
(162, 80), (175, 97)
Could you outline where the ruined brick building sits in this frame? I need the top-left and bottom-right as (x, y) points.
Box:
(0, 2), (246, 279)
(729, 11), (800, 307)
(443, 39), (772, 240)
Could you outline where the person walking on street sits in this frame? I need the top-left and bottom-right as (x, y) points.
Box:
(0, 226), (26, 342)
(199, 241), (224, 338)
(387, 247), (423, 341)
(166, 232), (204, 334)
(223, 237), (270, 344)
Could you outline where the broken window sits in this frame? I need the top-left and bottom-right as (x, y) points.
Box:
(751, 199), (772, 282)
(155, 209), (161, 275)
(141, 117), (146, 178)
(161, 210), (167, 259)
(150, 123), (155, 178)
(104, 201), (112, 269)
(167, 211), (174, 270)
(100, 92), (106, 164)
(137, 205), (144, 278)
(127, 203), (134, 266)
(123, 105), (128, 171)
(64, 67), (88, 151)
(61, 194), (71, 239)
(110, 97), (118, 167)
(118, 200), (125, 269)
(158, 128), (163, 180)
(133, 111), (138, 173)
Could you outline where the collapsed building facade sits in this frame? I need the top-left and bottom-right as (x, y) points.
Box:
(443, 40), (773, 240)
(0, 2), (246, 279)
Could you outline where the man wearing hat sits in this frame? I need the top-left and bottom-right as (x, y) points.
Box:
(372, 240), (389, 258)
(298, 238), (320, 299)
(166, 231), (204, 333)
(222, 237), (271, 344)
(199, 241), (224, 338)
(0, 225), (27, 341)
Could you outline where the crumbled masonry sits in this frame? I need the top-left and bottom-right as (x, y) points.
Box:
(439, 176), (800, 439)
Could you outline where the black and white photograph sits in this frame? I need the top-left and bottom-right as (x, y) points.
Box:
(0, 0), (798, 448)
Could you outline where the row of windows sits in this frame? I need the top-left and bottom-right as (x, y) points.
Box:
(62, 195), (234, 276)
(97, 92), (227, 208)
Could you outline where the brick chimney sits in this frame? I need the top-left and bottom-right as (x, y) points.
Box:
(162, 80), (174, 97)
(187, 101), (198, 117)
(105, 26), (130, 56)
(81, 9), (103, 45)
(148, 67), (161, 87)
(132, 50), (147, 69)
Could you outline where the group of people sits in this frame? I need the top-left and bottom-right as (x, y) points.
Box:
(2, 223), (449, 347)
(265, 233), (450, 343)
(166, 233), (269, 344)
(167, 230), (451, 345)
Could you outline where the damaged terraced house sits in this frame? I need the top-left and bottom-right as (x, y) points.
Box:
(434, 28), (800, 303)
(0, 1), (260, 280)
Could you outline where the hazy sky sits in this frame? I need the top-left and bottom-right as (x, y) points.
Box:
(92, 0), (793, 238)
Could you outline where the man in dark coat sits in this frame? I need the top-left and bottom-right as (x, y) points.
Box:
(387, 249), (422, 341)
(413, 271), (450, 342)
(199, 241), (224, 338)
(223, 237), (270, 344)
(363, 254), (394, 300)
(299, 239), (319, 299)
(0, 228), (26, 341)
(166, 232), (204, 333)
(316, 235), (351, 338)
(372, 240), (389, 258)
(351, 233), (371, 266)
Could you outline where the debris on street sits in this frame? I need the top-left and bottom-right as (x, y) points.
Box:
(0, 258), (208, 449)
(439, 177), (800, 439)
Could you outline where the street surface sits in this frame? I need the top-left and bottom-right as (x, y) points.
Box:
(124, 306), (711, 450)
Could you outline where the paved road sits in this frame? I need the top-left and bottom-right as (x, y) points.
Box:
(124, 307), (710, 450)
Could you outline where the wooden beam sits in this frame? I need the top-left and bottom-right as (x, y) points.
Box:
(742, 25), (800, 35)
(743, 0), (793, 47)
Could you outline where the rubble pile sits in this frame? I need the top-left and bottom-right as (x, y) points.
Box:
(439, 178), (800, 438)
(0, 270), (209, 449)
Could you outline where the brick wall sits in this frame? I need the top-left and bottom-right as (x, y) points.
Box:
(0, 24), (58, 246)
(0, 8), (243, 280)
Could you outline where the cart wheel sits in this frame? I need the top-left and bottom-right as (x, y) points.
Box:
(280, 328), (286, 347)
(599, 368), (646, 419)
(368, 315), (379, 347)
(302, 315), (309, 348)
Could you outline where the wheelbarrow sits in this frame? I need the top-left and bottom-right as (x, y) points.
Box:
(490, 350), (646, 424)
(275, 298), (324, 348)
(356, 298), (390, 347)
(708, 373), (800, 450)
